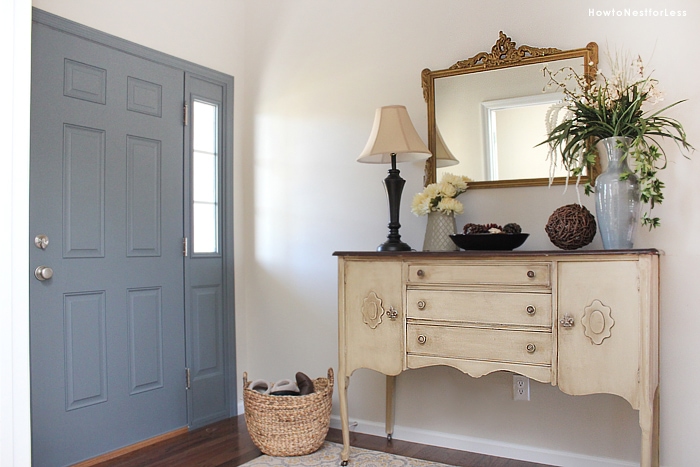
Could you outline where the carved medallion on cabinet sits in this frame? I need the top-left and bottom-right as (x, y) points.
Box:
(361, 292), (385, 329)
(581, 299), (615, 345)
(361, 291), (401, 329)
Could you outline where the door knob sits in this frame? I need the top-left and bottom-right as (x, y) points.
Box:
(34, 266), (54, 281)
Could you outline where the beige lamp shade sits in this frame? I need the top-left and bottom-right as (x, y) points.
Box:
(435, 126), (459, 168)
(357, 105), (431, 164)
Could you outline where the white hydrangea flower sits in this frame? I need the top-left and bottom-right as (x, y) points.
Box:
(437, 181), (457, 198)
(440, 173), (469, 193)
(410, 192), (432, 216)
(411, 173), (469, 216)
(437, 197), (464, 215)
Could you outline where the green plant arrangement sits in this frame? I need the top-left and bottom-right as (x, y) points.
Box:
(541, 51), (693, 229)
(411, 173), (470, 216)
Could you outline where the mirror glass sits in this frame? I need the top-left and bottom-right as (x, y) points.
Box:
(422, 32), (598, 188)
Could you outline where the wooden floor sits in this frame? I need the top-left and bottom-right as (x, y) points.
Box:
(87, 415), (551, 467)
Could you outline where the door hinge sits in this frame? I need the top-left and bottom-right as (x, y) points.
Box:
(183, 102), (189, 126)
(186, 368), (191, 390)
(183, 237), (188, 257)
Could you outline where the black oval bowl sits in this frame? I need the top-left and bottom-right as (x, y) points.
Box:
(449, 233), (529, 251)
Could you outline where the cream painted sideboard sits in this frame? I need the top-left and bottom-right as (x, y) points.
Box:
(335, 250), (659, 467)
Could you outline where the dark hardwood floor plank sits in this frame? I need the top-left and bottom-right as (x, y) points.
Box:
(87, 415), (552, 467)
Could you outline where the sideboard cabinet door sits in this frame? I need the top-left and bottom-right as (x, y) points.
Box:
(341, 259), (404, 376)
(557, 260), (641, 407)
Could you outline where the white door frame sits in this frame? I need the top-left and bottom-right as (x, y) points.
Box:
(2, 0), (32, 465)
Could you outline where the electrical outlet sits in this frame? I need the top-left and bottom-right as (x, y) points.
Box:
(513, 375), (530, 401)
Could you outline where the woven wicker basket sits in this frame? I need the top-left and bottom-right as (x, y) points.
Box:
(243, 368), (334, 457)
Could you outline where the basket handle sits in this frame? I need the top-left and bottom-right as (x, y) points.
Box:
(242, 371), (249, 390)
(326, 367), (334, 389)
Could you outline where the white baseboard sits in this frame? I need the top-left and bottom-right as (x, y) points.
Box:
(329, 416), (638, 467)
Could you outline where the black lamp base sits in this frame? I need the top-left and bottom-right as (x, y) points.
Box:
(377, 153), (413, 252)
(377, 239), (412, 252)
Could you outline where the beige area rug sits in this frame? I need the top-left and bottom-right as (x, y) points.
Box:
(241, 442), (454, 467)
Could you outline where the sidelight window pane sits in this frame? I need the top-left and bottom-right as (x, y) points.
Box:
(193, 101), (217, 153)
(192, 100), (219, 254)
(193, 203), (218, 254)
(193, 152), (217, 203)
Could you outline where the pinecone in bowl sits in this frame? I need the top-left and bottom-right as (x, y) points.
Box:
(462, 223), (489, 234)
(503, 223), (522, 234)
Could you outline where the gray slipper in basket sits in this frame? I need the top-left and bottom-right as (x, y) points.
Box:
(249, 379), (272, 394)
(296, 372), (315, 395)
(269, 379), (300, 396)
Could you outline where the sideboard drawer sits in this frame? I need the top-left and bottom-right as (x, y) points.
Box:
(406, 324), (552, 366)
(406, 290), (551, 327)
(407, 262), (551, 287)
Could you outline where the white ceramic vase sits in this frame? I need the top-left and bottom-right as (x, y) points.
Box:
(422, 211), (458, 251)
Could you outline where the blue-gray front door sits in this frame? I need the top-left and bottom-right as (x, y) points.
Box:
(30, 18), (189, 466)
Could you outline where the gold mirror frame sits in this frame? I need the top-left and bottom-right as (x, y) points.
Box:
(421, 32), (599, 187)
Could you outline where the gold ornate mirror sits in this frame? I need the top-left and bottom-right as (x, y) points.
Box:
(422, 32), (599, 187)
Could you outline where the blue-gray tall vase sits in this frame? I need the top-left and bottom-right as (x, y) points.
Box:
(595, 136), (641, 249)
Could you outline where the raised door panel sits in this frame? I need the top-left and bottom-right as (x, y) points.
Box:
(342, 259), (404, 376)
(557, 260), (641, 407)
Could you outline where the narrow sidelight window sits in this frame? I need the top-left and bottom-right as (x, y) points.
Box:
(192, 100), (219, 254)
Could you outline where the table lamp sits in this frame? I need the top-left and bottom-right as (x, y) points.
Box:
(435, 126), (459, 167)
(357, 105), (431, 251)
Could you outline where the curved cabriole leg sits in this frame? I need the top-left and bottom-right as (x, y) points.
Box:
(639, 386), (659, 467)
(340, 375), (351, 465)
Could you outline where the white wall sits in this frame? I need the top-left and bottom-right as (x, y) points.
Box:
(241, 1), (700, 466)
(27, 1), (700, 466)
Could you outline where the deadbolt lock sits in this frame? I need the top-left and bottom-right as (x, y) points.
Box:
(34, 234), (49, 250)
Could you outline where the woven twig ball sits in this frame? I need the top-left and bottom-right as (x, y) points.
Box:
(545, 204), (596, 250)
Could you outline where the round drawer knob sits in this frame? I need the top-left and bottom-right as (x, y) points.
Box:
(527, 270), (535, 278)
(416, 269), (424, 277)
(417, 300), (426, 310)
(526, 305), (536, 315)
(417, 335), (427, 345)
(526, 343), (536, 353)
